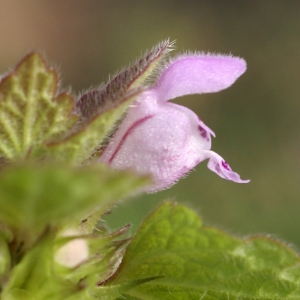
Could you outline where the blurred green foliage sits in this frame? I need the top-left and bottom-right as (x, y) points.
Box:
(0, 1), (299, 247)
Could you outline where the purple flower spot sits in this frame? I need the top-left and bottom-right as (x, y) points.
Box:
(222, 160), (232, 171)
(198, 125), (209, 141)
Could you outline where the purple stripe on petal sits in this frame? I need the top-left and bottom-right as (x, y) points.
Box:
(109, 115), (154, 163)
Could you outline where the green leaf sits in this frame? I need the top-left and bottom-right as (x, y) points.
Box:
(97, 201), (300, 300)
(0, 53), (77, 161)
(93, 278), (160, 300)
(3, 289), (35, 300)
(0, 163), (150, 237)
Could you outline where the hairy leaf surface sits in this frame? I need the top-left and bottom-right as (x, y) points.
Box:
(0, 53), (77, 161)
(96, 202), (300, 300)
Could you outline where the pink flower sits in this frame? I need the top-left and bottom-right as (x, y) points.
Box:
(100, 53), (249, 192)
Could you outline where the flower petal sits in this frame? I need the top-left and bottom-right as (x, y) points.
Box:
(154, 54), (246, 102)
(206, 151), (250, 183)
(100, 92), (215, 192)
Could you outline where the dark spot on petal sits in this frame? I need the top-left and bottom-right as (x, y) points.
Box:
(222, 160), (232, 171)
(198, 125), (209, 141)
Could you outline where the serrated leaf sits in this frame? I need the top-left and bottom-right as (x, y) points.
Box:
(0, 163), (150, 238)
(97, 202), (300, 300)
(0, 53), (77, 161)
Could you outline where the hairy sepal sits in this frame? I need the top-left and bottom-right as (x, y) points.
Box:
(75, 39), (173, 121)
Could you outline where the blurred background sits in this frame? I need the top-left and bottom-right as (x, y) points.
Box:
(1, 1), (300, 247)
